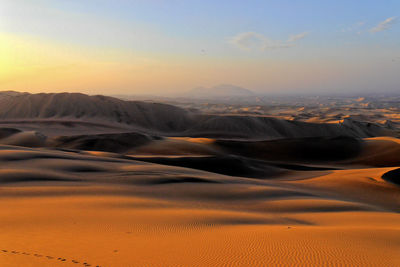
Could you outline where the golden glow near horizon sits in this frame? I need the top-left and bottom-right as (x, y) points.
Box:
(0, 1), (399, 95)
(0, 33), (236, 94)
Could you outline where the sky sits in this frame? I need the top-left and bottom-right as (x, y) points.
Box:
(0, 0), (399, 95)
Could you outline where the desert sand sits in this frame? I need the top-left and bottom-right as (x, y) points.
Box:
(0, 92), (399, 266)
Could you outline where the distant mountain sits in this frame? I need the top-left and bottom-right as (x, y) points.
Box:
(0, 91), (26, 98)
(0, 91), (396, 140)
(185, 84), (254, 98)
(0, 92), (193, 132)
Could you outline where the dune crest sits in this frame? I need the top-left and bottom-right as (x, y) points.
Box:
(0, 92), (399, 266)
(0, 92), (397, 140)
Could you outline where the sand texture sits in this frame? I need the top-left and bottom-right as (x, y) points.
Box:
(0, 92), (399, 266)
(0, 137), (399, 266)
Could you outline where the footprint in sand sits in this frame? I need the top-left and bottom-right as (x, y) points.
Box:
(0, 249), (100, 266)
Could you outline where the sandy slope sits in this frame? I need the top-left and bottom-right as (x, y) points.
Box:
(0, 93), (399, 266)
(0, 141), (399, 266)
(0, 92), (398, 139)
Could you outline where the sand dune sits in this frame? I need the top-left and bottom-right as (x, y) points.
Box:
(183, 116), (398, 139)
(0, 92), (398, 140)
(0, 130), (47, 147)
(0, 92), (193, 132)
(0, 134), (399, 266)
(51, 132), (154, 153)
(0, 92), (399, 266)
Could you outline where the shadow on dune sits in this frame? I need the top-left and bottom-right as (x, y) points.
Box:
(204, 216), (314, 226)
(144, 176), (221, 185)
(382, 168), (400, 186)
(215, 136), (363, 164)
(0, 170), (81, 183)
(52, 132), (154, 153)
(129, 155), (284, 178)
(0, 128), (21, 139)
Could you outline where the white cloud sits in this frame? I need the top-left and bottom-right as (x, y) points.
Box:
(341, 21), (365, 33)
(229, 32), (266, 50)
(287, 32), (309, 42)
(230, 31), (309, 51)
(370, 17), (397, 33)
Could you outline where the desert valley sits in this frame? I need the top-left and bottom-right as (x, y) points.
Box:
(0, 91), (398, 266)
(1, 1), (399, 266)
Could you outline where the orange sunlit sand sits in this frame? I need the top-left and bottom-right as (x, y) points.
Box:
(1, 1), (400, 266)
(0, 131), (399, 266)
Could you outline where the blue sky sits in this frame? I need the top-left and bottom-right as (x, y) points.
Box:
(0, 0), (399, 94)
